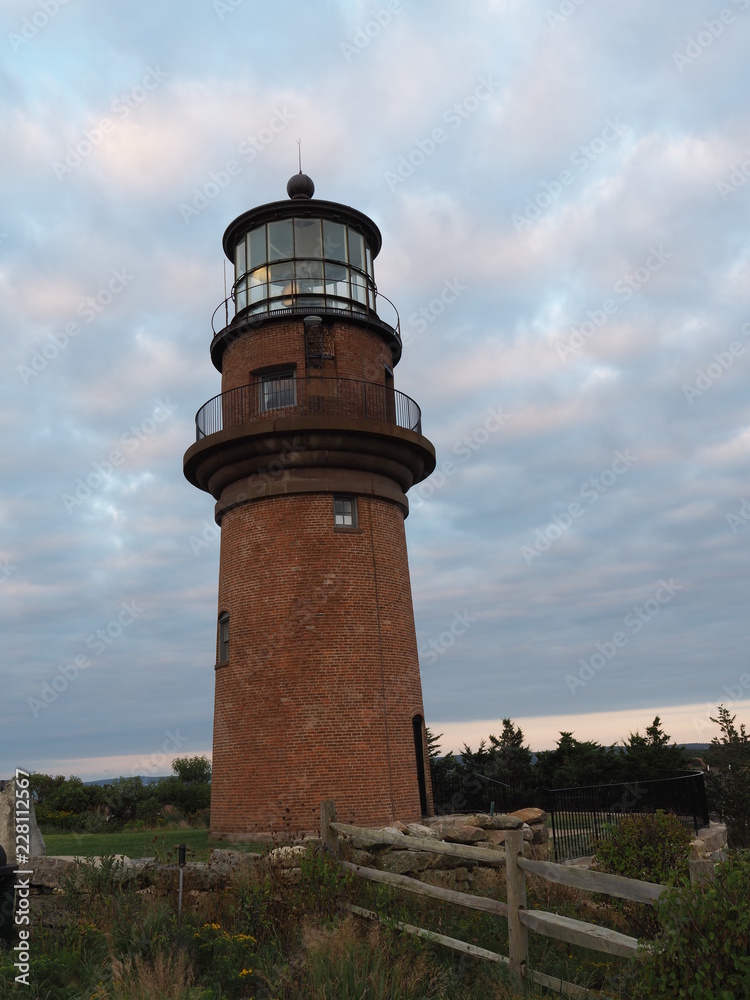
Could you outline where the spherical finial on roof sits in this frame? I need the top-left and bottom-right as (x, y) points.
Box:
(287, 172), (315, 200)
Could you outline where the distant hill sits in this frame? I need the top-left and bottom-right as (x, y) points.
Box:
(84, 775), (169, 786)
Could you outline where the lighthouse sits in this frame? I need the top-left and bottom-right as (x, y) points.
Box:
(184, 173), (436, 837)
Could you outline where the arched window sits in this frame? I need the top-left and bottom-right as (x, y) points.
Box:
(218, 612), (230, 666)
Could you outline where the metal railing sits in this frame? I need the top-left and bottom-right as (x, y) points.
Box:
(548, 772), (710, 862)
(210, 286), (401, 342)
(194, 377), (422, 439)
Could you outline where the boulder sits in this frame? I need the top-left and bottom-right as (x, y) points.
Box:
(465, 813), (524, 830)
(0, 779), (46, 860)
(510, 807), (547, 825)
(439, 825), (488, 844)
(529, 823), (549, 844)
(26, 856), (79, 891)
(695, 822), (727, 855)
(266, 845), (307, 869)
(377, 849), (434, 875)
(405, 823), (439, 839)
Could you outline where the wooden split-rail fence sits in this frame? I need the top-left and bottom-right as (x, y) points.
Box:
(320, 801), (715, 998)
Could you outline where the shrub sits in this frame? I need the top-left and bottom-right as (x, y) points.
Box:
(636, 853), (750, 999)
(595, 810), (692, 884)
(594, 810), (692, 937)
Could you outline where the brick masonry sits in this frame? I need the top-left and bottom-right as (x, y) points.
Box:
(188, 220), (435, 838)
(211, 491), (432, 835)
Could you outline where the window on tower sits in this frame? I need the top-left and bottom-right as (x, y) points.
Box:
(334, 496), (358, 529)
(259, 367), (296, 411)
(218, 611), (229, 665)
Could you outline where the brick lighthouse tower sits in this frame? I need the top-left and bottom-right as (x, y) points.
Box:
(184, 173), (436, 837)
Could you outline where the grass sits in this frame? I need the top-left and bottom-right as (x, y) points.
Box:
(41, 827), (266, 861)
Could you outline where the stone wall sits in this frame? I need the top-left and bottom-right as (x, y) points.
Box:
(0, 779), (45, 862)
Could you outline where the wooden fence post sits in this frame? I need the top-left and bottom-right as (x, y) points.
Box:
(320, 800), (339, 857)
(505, 828), (528, 988)
(689, 858), (716, 888)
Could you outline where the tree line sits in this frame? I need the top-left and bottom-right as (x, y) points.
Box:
(428, 706), (750, 846)
(28, 755), (212, 831)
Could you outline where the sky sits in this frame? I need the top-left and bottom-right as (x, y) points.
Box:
(2, 0), (750, 781)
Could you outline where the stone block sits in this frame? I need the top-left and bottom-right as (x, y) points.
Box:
(0, 779), (45, 860)
(438, 825), (488, 844)
(266, 845), (307, 869)
(465, 813), (524, 830)
(405, 823), (438, 839)
(529, 823), (549, 844)
(376, 849), (434, 875)
(695, 822), (727, 855)
(509, 807), (547, 825)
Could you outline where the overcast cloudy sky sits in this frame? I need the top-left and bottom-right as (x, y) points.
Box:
(2, 0), (750, 781)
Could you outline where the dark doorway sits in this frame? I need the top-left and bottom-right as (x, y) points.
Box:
(412, 715), (428, 817)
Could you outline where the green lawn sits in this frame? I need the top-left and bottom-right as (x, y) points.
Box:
(41, 827), (267, 862)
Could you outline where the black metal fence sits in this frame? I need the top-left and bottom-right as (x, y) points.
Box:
(548, 772), (709, 862)
(430, 769), (546, 817)
(195, 377), (422, 439)
(429, 766), (709, 863)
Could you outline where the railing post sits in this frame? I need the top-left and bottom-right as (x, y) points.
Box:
(505, 828), (528, 988)
(320, 800), (339, 857)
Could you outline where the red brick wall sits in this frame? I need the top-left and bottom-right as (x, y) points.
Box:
(220, 318), (396, 393)
(211, 492), (429, 835)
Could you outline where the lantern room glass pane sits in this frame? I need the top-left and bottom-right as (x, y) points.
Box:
(235, 241), (246, 277)
(295, 218), (322, 258)
(268, 262), (293, 301)
(248, 269), (266, 304)
(248, 226), (267, 267)
(323, 221), (347, 262)
(348, 230), (365, 271)
(268, 220), (293, 261)
(295, 259), (324, 296)
(235, 278), (247, 312)
(351, 271), (367, 304)
(366, 246), (373, 278)
(325, 263), (349, 299)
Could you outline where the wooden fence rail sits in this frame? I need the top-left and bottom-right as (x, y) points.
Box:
(320, 800), (687, 997)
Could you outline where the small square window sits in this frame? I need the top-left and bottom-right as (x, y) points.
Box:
(334, 496), (357, 528)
